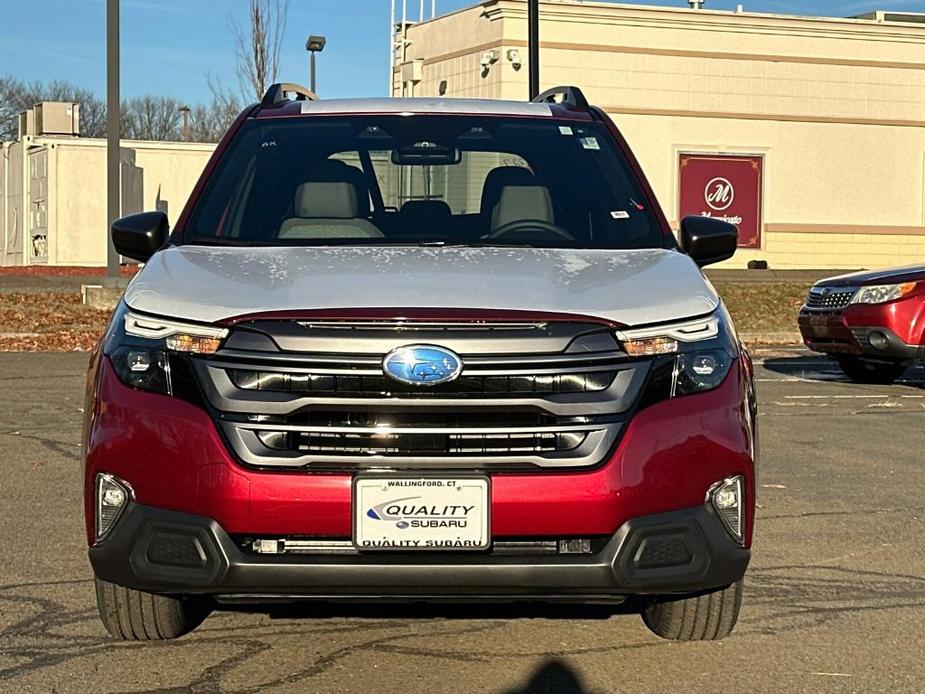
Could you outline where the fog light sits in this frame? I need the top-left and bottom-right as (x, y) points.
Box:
(868, 331), (889, 351)
(708, 476), (743, 544)
(96, 473), (131, 541)
(714, 486), (737, 509)
(101, 486), (126, 507)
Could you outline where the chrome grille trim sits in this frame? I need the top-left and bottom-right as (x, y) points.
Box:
(804, 286), (856, 311)
(233, 421), (603, 435)
(209, 349), (625, 374)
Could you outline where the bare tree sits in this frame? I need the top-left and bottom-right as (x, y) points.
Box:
(0, 75), (24, 140)
(0, 74), (234, 143)
(0, 76), (106, 139)
(230, 0), (289, 102)
(121, 95), (183, 141)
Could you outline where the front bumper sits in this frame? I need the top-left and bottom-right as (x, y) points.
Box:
(89, 502), (749, 599)
(798, 307), (925, 361)
(84, 357), (757, 545)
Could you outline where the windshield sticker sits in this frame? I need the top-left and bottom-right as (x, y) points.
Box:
(580, 136), (600, 150)
(610, 210), (630, 219)
(558, 126), (573, 135)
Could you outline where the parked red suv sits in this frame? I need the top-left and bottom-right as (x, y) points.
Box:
(84, 85), (756, 641)
(798, 264), (925, 383)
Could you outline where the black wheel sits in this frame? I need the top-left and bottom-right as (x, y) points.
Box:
(835, 355), (906, 385)
(94, 577), (209, 640)
(642, 580), (743, 641)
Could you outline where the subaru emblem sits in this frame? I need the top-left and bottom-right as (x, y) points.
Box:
(382, 345), (463, 386)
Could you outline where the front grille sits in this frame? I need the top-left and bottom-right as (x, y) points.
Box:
(297, 430), (586, 455)
(193, 320), (649, 470)
(804, 287), (856, 311)
(229, 369), (616, 397)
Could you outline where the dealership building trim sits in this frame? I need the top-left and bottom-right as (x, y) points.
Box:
(392, 1), (925, 269)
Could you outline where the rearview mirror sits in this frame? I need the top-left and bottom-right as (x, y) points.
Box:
(391, 141), (461, 166)
(679, 216), (738, 267)
(111, 211), (169, 263)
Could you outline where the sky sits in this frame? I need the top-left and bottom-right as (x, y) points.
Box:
(1, 0), (924, 105)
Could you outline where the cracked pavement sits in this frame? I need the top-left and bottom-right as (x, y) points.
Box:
(0, 351), (923, 693)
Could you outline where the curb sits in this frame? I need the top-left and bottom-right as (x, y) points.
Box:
(738, 332), (804, 345)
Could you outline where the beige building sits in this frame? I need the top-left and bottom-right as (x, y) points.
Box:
(1, 106), (214, 267)
(391, 1), (925, 270)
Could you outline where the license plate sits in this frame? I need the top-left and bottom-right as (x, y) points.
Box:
(353, 476), (490, 551)
(809, 313), (828, 327)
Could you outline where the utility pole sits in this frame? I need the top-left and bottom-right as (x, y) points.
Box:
(179, 105), (190, 142)
(528, 0), (539, 99)
(106, 0), (120, 282)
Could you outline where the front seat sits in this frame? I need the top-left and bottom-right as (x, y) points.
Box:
(278, 164), (382, 239)
(480, 166), (535, 222)
(490, 184), (555, 233)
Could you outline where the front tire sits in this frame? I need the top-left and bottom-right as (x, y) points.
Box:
(94, 577), (209, 640)
(642, 580), (743, 641)
(835, 355), (905, 385)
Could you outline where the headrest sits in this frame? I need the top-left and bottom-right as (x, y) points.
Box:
(305, 159), (370, 217)
(491, 185), (554, 231)
(480, 166), (535, 216)
(294, 181), (358, 219)
(399, 199), (452, 225)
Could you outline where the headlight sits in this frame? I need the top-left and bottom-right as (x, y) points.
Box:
(618, 307), (738, 405)
(850, 282), (917, 305)
(104, 302), (227, 396)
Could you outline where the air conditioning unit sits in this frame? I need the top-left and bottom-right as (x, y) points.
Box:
(18, 109), (36, 138)
(35, 102), (80, 136)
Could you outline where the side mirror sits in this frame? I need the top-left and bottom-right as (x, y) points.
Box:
(111, 211), (169, 263)
(679, 215), (738, 267)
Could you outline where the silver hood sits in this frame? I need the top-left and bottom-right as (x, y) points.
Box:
(123, 245), (718, 327)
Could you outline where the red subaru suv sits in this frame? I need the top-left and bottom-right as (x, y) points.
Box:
(798, 264), (925, 383)
(84, 85), (757, 641)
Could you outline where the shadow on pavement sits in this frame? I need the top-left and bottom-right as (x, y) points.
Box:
(761, 355), (924, 387)
(760, 355), (844, 382)
(500, 658), (593, 694)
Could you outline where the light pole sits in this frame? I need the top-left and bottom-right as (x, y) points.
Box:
(528, 0), (539, 99)
(305, 35), (326, 93)
(106, 0), (120, 282)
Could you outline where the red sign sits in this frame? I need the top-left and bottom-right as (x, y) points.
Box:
(679, 154), (763, 248)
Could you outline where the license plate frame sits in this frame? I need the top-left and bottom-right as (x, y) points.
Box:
(352, 474), (491, 552)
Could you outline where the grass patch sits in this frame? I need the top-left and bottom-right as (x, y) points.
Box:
(0, 293), (110, 351)
(0, 281), (811, 352)
(713, 281), (808, 334)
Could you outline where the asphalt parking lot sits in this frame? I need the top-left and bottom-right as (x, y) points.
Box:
(1, 350), (923, 693)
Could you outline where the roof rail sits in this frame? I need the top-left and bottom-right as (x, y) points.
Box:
(260, 82), (319, 107)
(531, 86), (589, 109)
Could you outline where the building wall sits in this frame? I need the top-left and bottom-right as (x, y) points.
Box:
(1, 137), (214, 267)
(399, 0), (925, 270)
(393, 4), (505, 98)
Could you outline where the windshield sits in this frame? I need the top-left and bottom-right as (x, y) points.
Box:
(182, 115), (666, 249)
